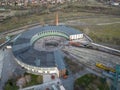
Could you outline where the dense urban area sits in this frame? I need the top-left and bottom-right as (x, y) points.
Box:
(0, 0), (120, 90)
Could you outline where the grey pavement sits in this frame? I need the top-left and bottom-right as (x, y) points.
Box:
(61, 70), (89, 90)
(20, 79), (61, 90)
(0, 48), (22, 90)
(43, 74), (58, 83)
(0, 50), (4, 79)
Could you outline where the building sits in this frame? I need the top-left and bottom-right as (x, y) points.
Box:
(12, 25), (89, 77)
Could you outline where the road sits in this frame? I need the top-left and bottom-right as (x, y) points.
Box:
(20, 79), (61, 90)
(0, 50), (4, 80)
(61, 69), (89, 90)
(0, 48), (23, 90)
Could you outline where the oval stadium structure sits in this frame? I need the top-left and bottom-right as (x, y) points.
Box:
(12, 25), (89, 77)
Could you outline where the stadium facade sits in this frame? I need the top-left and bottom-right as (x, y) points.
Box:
(12, 25), (88, 77)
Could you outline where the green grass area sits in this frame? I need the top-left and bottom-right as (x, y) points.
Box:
(0, 2), (120, 47)
(0, 1), (120, 33)
(78, 17), (120, 24)
(4, 79), (19, 90)
(89, 24), (120, 41)
(4, 73), (43, 90)
(0, 11), (101, 32)
(25, 73), (43, 87)
(73, 23), (120, 46)
(0, 38), (6, 44)
(74, 74), (109, 90)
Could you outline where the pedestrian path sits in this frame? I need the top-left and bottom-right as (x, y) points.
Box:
(0, 50), (4, 79)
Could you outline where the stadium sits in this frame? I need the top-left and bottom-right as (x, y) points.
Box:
(12, 25), (90, 77)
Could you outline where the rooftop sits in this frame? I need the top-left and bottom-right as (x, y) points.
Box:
(12, 25), (82, 69)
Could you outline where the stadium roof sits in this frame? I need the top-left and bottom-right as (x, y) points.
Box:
(17, 25), (82, 40)
(12, 25), (82, 69)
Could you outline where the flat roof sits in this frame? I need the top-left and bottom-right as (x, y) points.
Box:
(17, 50), (56, 67)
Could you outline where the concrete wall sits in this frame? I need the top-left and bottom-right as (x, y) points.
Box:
(70, 34), (83, 40)
(14, 57), (60, 77)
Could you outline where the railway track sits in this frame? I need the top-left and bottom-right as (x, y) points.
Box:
(0, 13), (113, 38)
(0, 23), (41, 38)
(62, 46), (120, 69)
(62, 48), (103, 74)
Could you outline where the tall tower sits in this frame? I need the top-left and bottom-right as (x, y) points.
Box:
(55, 12), (59, 26)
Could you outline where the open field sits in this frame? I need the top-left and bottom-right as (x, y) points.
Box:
(72, 23), (120, 47)
(0, 38), (5, 44)
(1, 11), (120, 47)
(0, 11), (102, 32)
(76, 17), (120, 25)
(0, 1), (120, 47)
(4, 73), (43, 90)
(69, 15), (120, 47)
(74, 74), (109, 90)
(0, 0), (120, 32)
